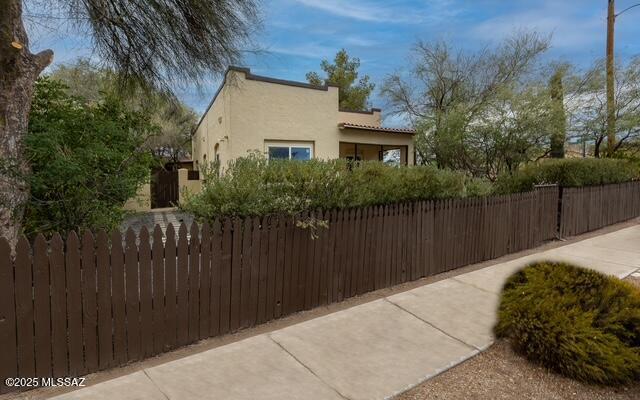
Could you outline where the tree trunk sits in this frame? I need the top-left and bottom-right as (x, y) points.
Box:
(0, 0), (53, 247)
(594, 136), (604, 158)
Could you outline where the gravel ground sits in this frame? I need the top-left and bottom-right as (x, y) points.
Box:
(396, 275), (640, 400)
(396, 341), (640, 400)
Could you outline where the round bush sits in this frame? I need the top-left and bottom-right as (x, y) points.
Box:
(494, 262), (640, 385)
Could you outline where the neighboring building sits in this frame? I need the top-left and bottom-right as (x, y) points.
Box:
(192, 67), (415, 170)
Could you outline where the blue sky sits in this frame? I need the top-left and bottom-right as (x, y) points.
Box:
(25, 0), (640, 117)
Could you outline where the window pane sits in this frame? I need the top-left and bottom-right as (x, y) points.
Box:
(291, 147), (311, 160)
(268, 147), (289, 160)
(382, 149), (401, 166)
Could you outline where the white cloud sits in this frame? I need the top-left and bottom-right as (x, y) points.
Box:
(469, 3), (604, 50)
(291, 0), (403, 22)
(288, 0), (462, 24)
(343, 35), (378, 47)
(266, 43), (337, 59)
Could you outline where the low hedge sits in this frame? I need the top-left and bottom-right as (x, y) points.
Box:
(495, 262), (640, 385)
(183, 155), (640, 220)
(181, 153), (492, 219)
(494, 158), (640, 194)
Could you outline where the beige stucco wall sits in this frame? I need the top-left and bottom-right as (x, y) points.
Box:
(123, 183), (151, 212)
(192, 83), (231, 170)
(178, 169), (202, 203)
(338, 110), (381, 126)
(226, 70), (340, 161)
(193, 69), (414, 167)
(339, 129), (413, 148)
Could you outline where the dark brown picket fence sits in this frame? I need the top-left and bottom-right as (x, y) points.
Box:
(560, 181), (640, 237)
(1, 183), (639, 394)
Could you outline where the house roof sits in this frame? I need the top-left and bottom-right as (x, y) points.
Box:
(339, 108), (382, 115)
(231, 66), (340, 91)
(338, 122), (415, 135)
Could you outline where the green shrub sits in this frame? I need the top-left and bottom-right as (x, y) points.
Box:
(184, 156), (639, 220)
(495, 262), (640, 385)
(181, 153), (492, 220)
(24, 77), (155, 237)
(494, 158), (640, 194)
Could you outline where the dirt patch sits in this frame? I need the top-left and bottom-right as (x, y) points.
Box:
(395, 341), (639, 400)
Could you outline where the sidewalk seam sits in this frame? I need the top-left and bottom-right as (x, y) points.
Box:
(383, 298), (480, 352)
(268, 335), (352, 400)
(142, 369), (171, 400)
(450, 277), (501, 296)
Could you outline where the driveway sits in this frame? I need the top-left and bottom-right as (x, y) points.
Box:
(120, 208), (194, 241)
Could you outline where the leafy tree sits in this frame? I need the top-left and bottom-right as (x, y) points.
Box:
(549, 65), (568, 158)
(47, 59), (113, 104)
(1, 0), (258, 246)
(382, 32), (551, 178)
(568, 57), (640, 158)
(145, 102), (198, 166)
(24, 77), (155, 236)
(306, 49), (375, 111)
(471, 86), (554, 177)
(51, 60), (198, 165)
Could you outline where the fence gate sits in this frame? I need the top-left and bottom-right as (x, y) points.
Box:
(151, 170), (178, 208)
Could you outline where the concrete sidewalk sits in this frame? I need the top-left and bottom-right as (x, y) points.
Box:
(51, 225), (640, 400)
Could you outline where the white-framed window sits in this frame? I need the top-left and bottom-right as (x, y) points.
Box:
(265, 142), (314, 161)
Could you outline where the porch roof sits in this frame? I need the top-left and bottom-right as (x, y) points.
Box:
(338, 122), (415, 135)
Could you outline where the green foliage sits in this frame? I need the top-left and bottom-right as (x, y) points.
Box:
(306, 49), (375, 111)
(181, 153), (492, 220)
(569, 57), (640, 158)
(184, 155), (640, 220)
(381, 33), (551, 178)
(495, 262), (640, 385)
(48, 0), (258, 94)
(48, 59), (113, 103)
(548, 65), (568, 158)
(412, 85), (554, 178)
(25, 77), (155, 236)
(50, 59), (198, 164)
(494, 158), (640, 194)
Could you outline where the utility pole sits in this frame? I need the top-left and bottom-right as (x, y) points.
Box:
(606, 0), (616, 156)
(606, 1), (640, 156)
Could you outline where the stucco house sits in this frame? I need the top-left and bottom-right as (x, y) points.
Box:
(191, 67), (415, 170)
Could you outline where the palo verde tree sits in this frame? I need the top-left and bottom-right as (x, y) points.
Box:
(306, 49), (375, 111)
(0, 0), (258, 245)
(381, 32), (551, 178)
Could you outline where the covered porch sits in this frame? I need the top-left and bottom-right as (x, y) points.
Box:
(339, 142), (409, 165)
(337, 122), (415, 166)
